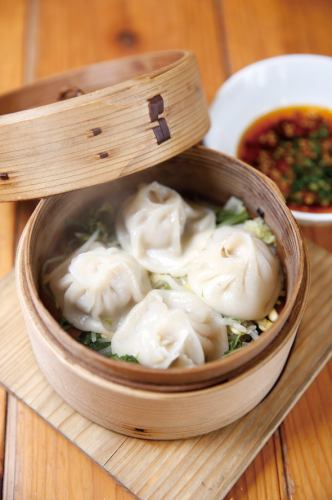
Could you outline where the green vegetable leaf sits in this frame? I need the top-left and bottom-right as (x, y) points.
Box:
(153, 281), (172, 290)
(77, 332), (138, 363)
(309, 125), (329, 140)
(215, 196), (250, 226)
(215, 208), (250, 226)
(67, 201), (115, 247)
(78, 332), (112, 351)
(59, 316), (73, 331)
(108, 353), (139, 363)
(243, 217), (276, 244)
(102, 317), (113, 328)
(225, 334), (242, 353)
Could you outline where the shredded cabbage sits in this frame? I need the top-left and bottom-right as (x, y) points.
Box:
(223, 196), (246, 214)
(243, 217), (276, 245)
(150, 273), (189, 291)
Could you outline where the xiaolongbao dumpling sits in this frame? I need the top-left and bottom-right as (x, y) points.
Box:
(116, 181), (215, 276)
(47, 243), (151, 335)
(111, 289), (228, 368)
(160, 289), (229, 361)
(187, 226), (281, 320)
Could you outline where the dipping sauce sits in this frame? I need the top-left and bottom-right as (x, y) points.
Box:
(238, 106), (332, 212)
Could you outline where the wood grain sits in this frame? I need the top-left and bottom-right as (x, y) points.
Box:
(221, 0), (332, 73)
(0, 0), (26, 271)
(1, 0), (331, 497)
(0, 240), (328, 498)
(0, 389), (6, 495)
(301, 226), (332, 253)
(281, 271), (332, 500)
(0, 51), (209, 202)
(3, 397), (133, 500)
(36, 0), (226, 102)
(221, 1), (332, 497)
(0, 0), (26, 495)
(225, 433), (286, 500)
(280, 363), (332, 499)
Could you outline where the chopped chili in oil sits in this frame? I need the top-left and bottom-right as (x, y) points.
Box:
(238, 106), (332, 212)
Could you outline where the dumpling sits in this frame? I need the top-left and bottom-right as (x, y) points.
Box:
(116, 181), (215, 276)
(187, 226), (281, 320)
(160, 290), (229, 361)
(47, 241), (151, 335)
(111, 289), (228, 368)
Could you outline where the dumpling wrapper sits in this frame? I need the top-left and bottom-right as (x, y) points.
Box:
(111, 289), (228, 368)
(187, 226), (281, 320)
(48, 243), (151, 335)
(116, 181), (215, 276)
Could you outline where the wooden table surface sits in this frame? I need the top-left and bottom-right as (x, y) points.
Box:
(0, 1), (331, 498)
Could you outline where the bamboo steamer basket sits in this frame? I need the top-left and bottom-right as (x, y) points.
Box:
(19, 148), (306, 394)
(16, 230), (309, 439)
(0, 50), (308, 438)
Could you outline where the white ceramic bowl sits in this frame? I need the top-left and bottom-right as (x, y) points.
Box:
(205, 54), (332, 225)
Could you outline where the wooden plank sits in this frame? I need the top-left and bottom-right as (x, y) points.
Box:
(0, 0), (26, 95)
(225, 433), (286, 500)
(7, 0), (227, 498)
(280, 363), (332, 499)
(301, 226), (332, 253)
(291, 226), (332, 498)
(3, 398), (133, 500)
(35, 0), (226, 101)
(0, 389), (6, 496)
(14, 201), (38, 248)
(0, 0), (26, 274)
(221, 0), (332, 73)
(0, 0), (26, 495)
(0, 241), (330, 498)
(0, 203), (15, 276)
(220, 1), (332, 497)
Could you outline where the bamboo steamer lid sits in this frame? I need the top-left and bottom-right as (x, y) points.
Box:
(0, 50), (209, 201)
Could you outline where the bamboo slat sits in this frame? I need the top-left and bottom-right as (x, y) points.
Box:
(0, 241), (331, 498)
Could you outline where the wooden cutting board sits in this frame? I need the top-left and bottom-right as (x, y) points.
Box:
(0, 240), (331, 499)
